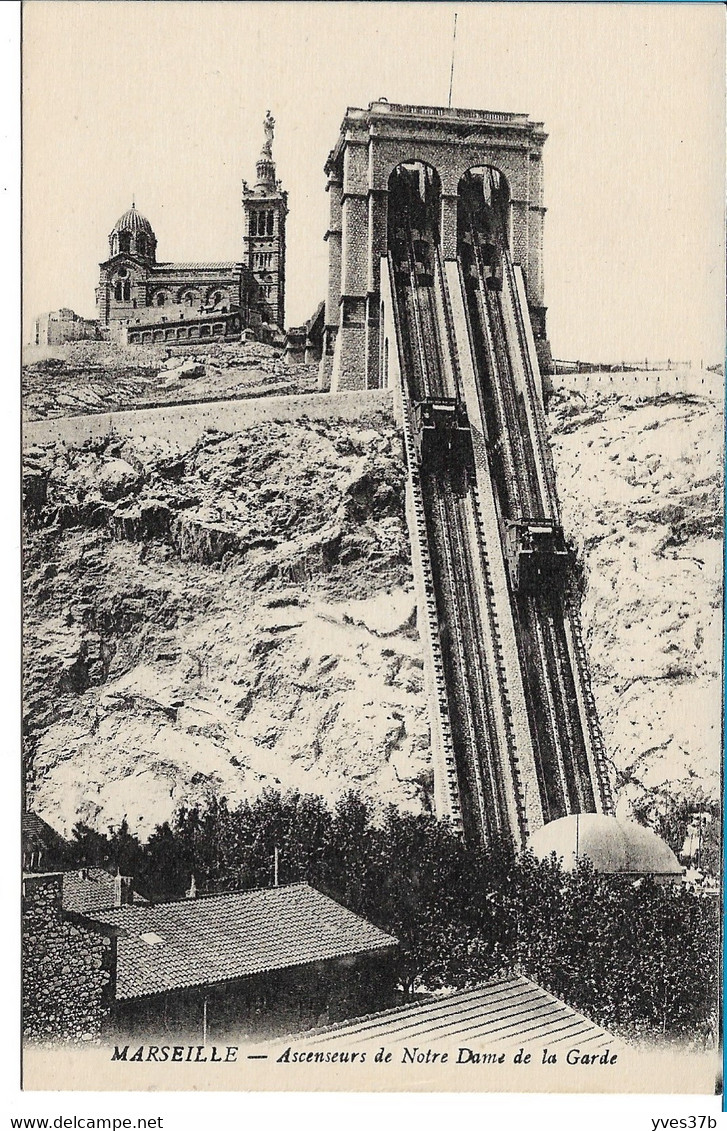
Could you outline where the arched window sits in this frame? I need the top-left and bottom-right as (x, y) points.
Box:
(250, 212), (258, 237)
(114, 282), (122, 301)
(181, 290), (197, 307)
(156, 292), (166, 307)
(118, 232), (131, 254)
(266, 211), (274, 236)
(136, 234), (146, 256)
(123, 281), (131, 301)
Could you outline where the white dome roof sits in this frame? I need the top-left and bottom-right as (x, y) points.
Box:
(528, 814), (683, 877)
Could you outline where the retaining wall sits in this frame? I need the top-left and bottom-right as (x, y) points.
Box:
(553, 368), (724, 403)
(24, 389), (394, 450)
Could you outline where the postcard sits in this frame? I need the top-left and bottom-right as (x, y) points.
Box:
(19, 0), (725, 1104)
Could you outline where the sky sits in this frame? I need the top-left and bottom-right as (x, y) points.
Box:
(23, 1), (725, 365)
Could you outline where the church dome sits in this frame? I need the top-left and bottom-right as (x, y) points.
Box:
(111, 204), (154, 236)
(528, 814), (683, 879)
(108, 204), (157, 261)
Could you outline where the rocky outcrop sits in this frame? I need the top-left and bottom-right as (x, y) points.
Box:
(23, 415), (424, 838)
(23, 340), (317, 421)
(22, 388), (723, 841)
(549, 390), (723, 819)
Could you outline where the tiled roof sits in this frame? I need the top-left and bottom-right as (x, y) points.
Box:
(62, 869), (119, 912)
(22, 810), (67, 851)
(61, 869), (145, 913)
(90, 883), (399, 1000)
(154, 262), (240, 272)
(278, 973), (621, 1052)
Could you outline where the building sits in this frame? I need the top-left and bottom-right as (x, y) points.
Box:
(61, 868), (142, 913)
(33, 308), (99, 346)
(22, 810), (70, 872)
(271, 971), (621, 1055)
(284, 300), (324, 364)
(23, 879), (400, 1044)
(242, 110), (288, 331)
(528, 814), (684, 881)
(96, 113), (287, 339)
(125, 304), (244, 347)
(96, 205), (254, 337)
(22, 872), (116, 1043)
(318, 100), (551, 392)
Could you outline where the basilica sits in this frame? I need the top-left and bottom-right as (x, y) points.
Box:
(95, 113), (287, 342)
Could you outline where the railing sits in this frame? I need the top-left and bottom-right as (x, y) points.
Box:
(370, 102), (532, 126)
(553, 358), (699, 374)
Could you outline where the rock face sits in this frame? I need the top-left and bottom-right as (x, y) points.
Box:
(22, 388), (723, 841)
(549, 389), (723, 820)
(23, 415), (431, 839)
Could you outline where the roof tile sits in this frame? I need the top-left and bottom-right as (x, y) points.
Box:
(89, 883), (398, 1000)
(278, 973), (621, 1051)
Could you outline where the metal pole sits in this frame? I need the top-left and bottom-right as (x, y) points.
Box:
(448, 12), (458, 108)
(274, 846), (279, 887)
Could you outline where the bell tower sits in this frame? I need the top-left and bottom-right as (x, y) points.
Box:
(242, 111), (288, 331)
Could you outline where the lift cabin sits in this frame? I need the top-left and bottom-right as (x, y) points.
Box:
(411, 236), (435, 287)
(413, 398), (473, 470)
(504, 521), (573, 595)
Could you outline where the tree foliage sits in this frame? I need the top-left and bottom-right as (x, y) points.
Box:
(65, 790), (719, 1044)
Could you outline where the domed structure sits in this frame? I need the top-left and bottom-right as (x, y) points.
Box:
(97, 115), (287, 337)
(528, 814), (683, 881)
(112, 205), (154, 235)
(108, 204), (157, 261)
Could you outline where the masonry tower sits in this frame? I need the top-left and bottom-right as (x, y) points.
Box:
(317, 101), (619, 854)
(319, 101), (551, 393)
(242, 111), (288, 331)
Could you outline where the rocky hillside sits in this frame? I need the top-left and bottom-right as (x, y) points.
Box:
(549, 388), (723, 821)
(22, 340), (316, 421)
(22, 387), (723, 841)
(23, 414), (431, 839)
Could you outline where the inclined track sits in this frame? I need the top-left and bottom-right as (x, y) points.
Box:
(391, 218), (525, 846)
(458, 202), (611, 824)
(389, 187), (612, 847)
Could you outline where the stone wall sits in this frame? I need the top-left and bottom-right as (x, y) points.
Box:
(553, 368), (724, 403)
(24, 388), (394, 451)
(325, 102), (549, 392)
(22, 874), (113, 1043)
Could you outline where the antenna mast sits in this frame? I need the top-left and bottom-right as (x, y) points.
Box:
(448, 11), (458, 109)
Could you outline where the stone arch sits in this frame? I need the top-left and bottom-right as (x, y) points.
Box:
(178, 288), (200, 307)
(206, 287), (229, 307)
(373, 144), (450, 194)
(457, 164), (512, 253)
(387, 160), (442, 254)
(154, 291), (169, 307)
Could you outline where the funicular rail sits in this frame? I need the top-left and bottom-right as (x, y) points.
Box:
(458, 214), (612, 823)
(389, 217), (527, 846)
(387, 253), (463, 830)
